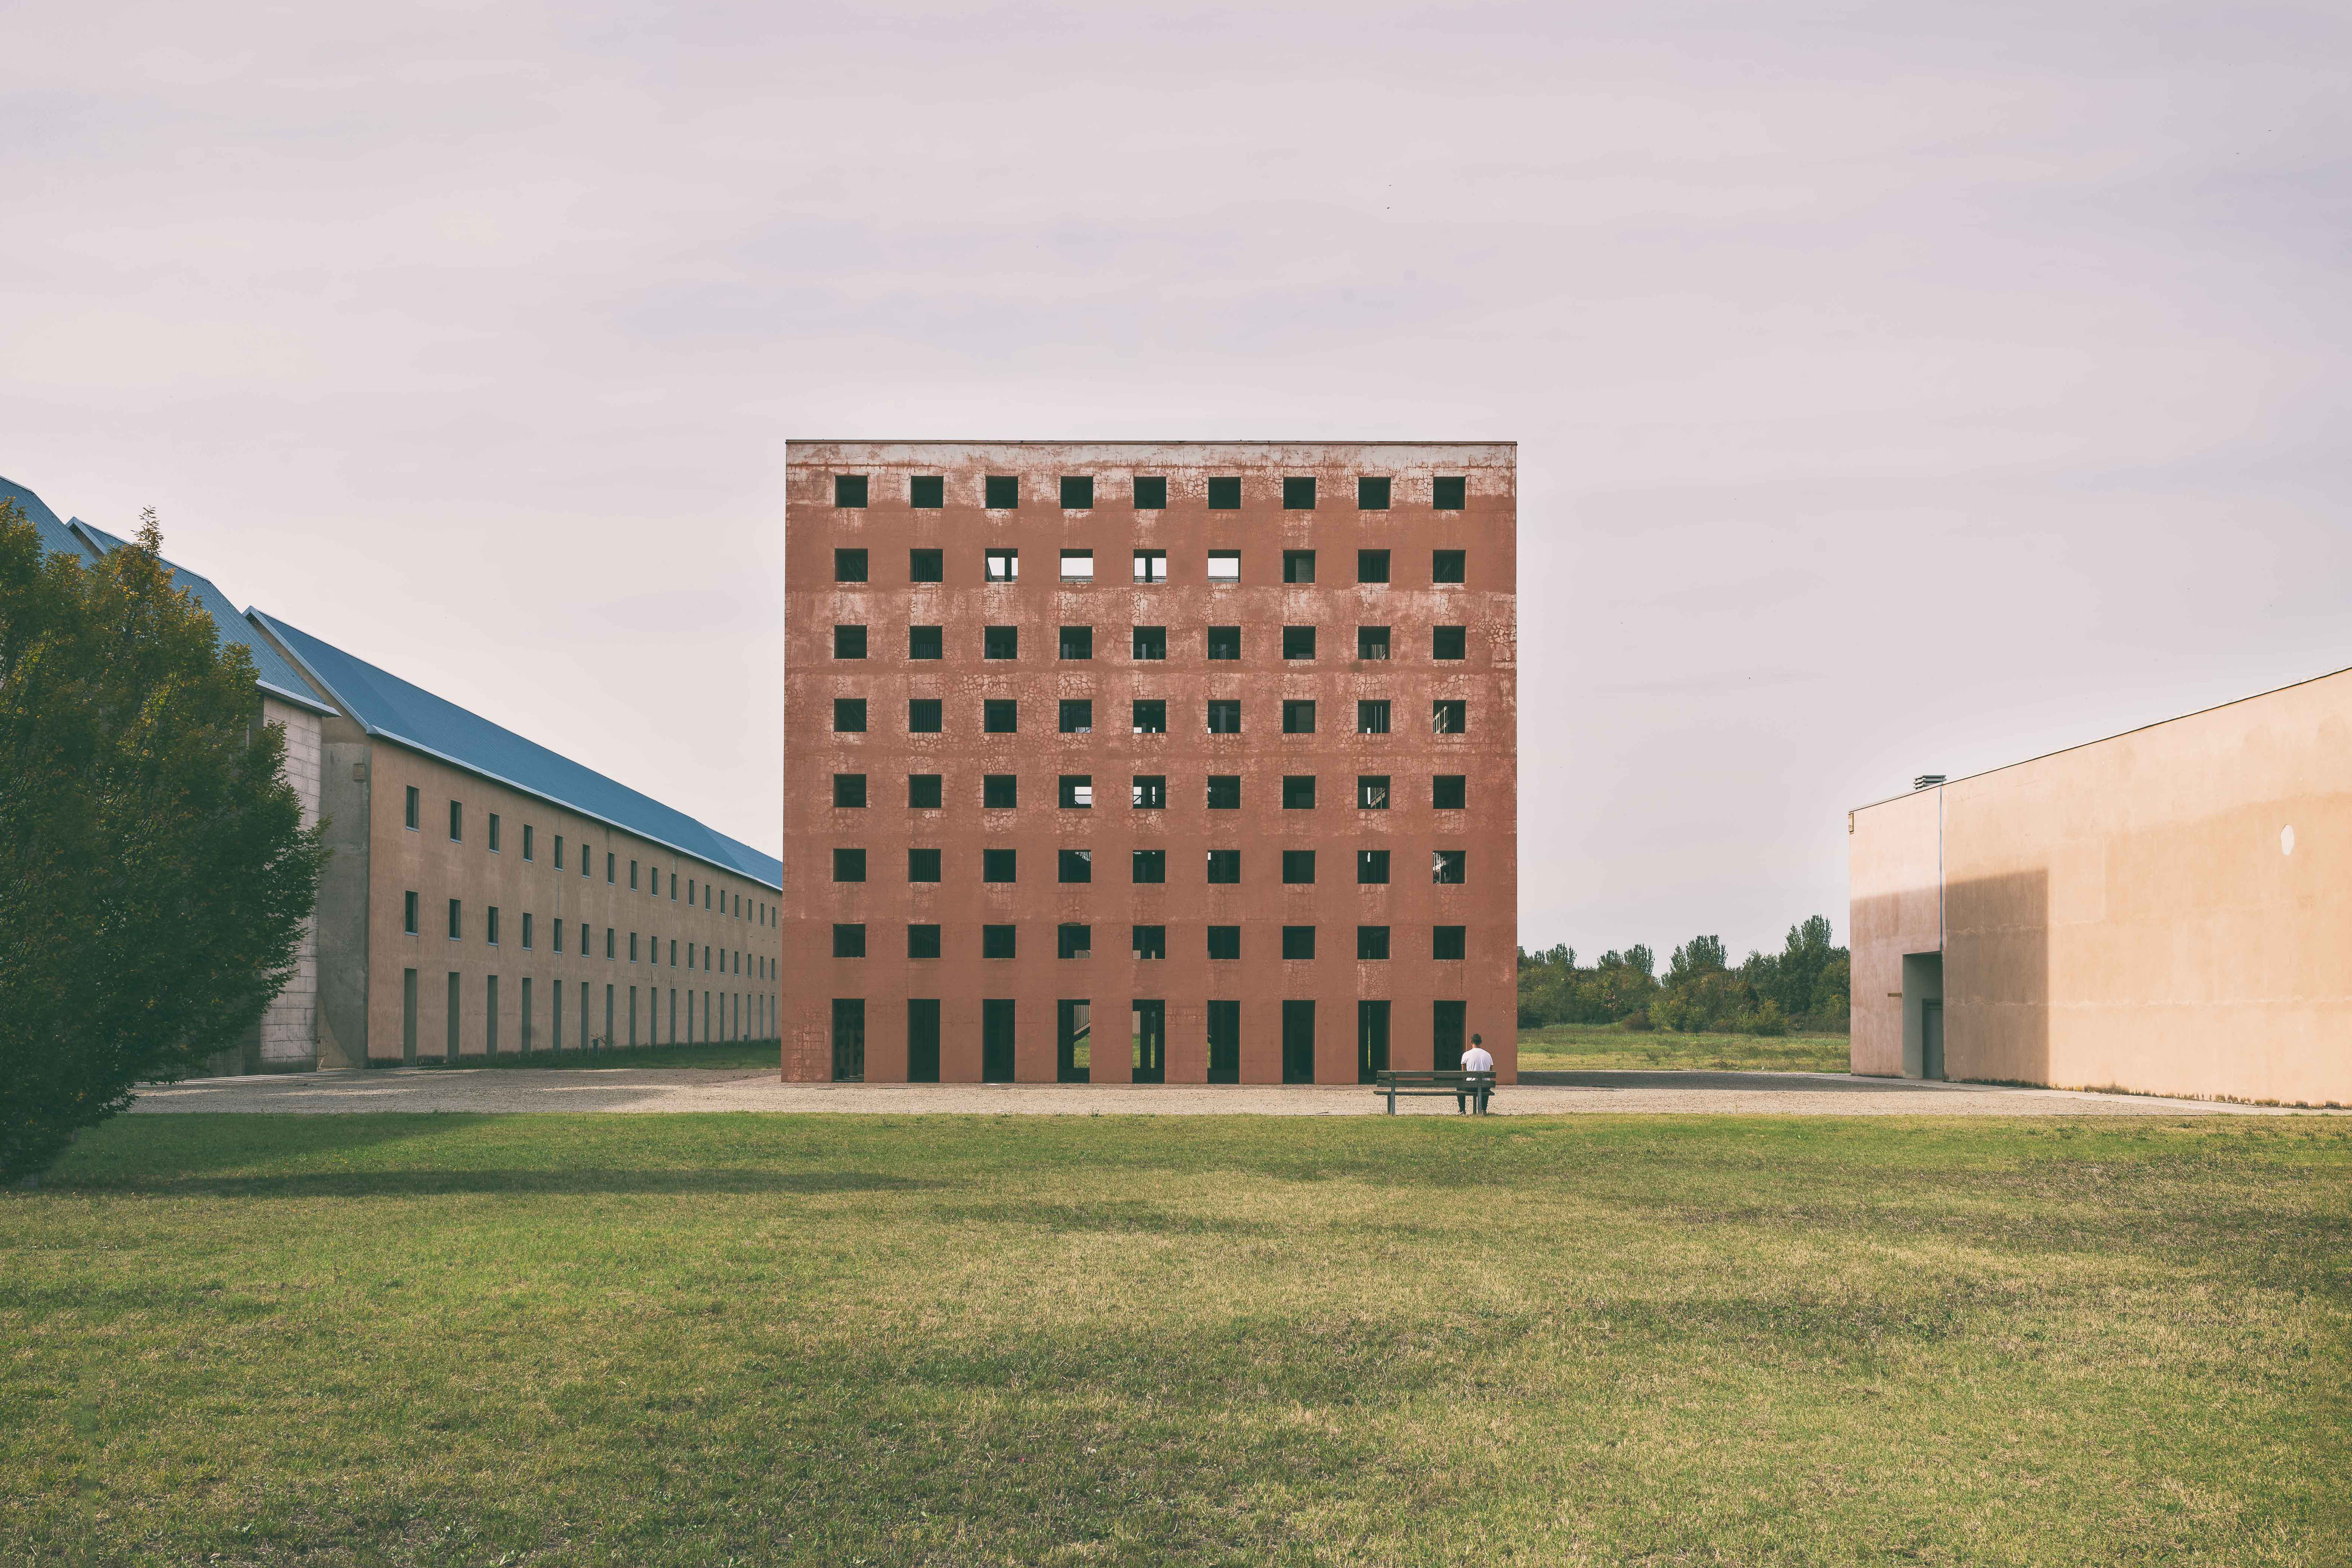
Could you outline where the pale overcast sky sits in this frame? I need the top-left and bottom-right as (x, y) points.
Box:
(6, 1), (2348, 962)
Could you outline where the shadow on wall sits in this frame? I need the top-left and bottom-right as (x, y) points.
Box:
(1946, 869), (2050, 1088)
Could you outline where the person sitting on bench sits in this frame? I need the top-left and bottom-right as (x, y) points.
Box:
(1457, 1033), (1495, 1113)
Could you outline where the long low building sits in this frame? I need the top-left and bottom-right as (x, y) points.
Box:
(7, 475), (781, 1070)
(1849, 666), (2351, 1107)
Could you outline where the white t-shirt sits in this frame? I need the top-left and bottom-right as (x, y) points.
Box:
(1460, 1045), (1495, 1073)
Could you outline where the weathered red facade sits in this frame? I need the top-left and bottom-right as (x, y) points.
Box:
(781, 441), (1516, 1085)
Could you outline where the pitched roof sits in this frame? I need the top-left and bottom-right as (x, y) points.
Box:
(253, 611), (783, 889)
(2, 475), (333, 715)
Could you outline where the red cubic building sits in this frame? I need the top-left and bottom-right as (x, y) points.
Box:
(780, 442), (1517, 1085)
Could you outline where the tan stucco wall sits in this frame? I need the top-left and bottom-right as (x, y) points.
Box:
(1851, 669), (2352, 1105)
(363, 742), (779, 1062)
(1848, 786), (1941, 1078)
(255, 698), (325, 1068)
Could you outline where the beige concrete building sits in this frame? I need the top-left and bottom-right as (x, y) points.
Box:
(1850, 667), (2352, 1107)
(10, 473), (780, 1071)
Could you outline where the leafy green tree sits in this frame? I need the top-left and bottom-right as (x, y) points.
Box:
(1, 501), (327, 1183)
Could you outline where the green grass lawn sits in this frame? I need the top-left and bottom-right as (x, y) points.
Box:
(409, 1039), (779, 1072)
(1520, 1020), (1854, 1073)
(5, 1115), (2348, 1566)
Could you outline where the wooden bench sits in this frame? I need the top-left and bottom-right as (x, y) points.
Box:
(1373, 1069), (1498, 1115)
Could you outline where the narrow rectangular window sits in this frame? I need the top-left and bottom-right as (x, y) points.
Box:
(1358, 850), (1391, 884)
(1206, 775), (1240, 809)
(1132, 924), (1166, 959)
(1061, 626), (1094, 660)
(1133, 476), (1168, 508)
(1434, 926), (1467, 961)
(834, 625), (868, 659)
(983, 774), (1017, 808)
(909, 699), (943, 732)
(605, 928), (615, 958)
(834, 547), (868, 582)
(834, 474), (868, 507)
(489, 814), (501, 852)
(1207, 700), (1241, 734)
(1433, 700), (1466, 735)
(1207, 999), (1240, 1083)
(448, 799), (463, 841)
(834, 773), (867, 808)
(1130, 626), (1165, 660)
(1282, 549), (1315, 583)
(1059, 549), (1094, 581)
(984, 475), (1019, 508)
(1057, 923), (1091, 959)
(1282, 700), (1316, 734)
(1432, 476), (1467, 510)
(908, 924), (942, 959)
(405, 786), (420, 830)
(1433, 549), (1466, 584)
(910, 476), (944, 508)
(1357, 925), (1390, 960)
(447, 897), (462, 939)
(910, 624), (943, 659)
(523, 824), (534, 860)
(983, 848), (1017, 882)
(834, 698), (867, 733)
(1133, 549), (1166, 584)
(404, 890), (419, 934)
(1131, 849), (1165, 883)
(488, 906), (501, 945)
(983, 925), (1016, 959)
(1207, 477), (1242, 509)
(627, 931), (636, 960)
(1131, 774), (1166, 808)
(1432, 625), (1467, 660)
(555, 834), (565, 869)
(522, 911), (533, 949)
(1282, 925), (1315, 960)
(909, 773), (944, 808)
(1433, 850), (1466, 884)
(1207, 926), (1241, 961)
(833, 848), (867, 883)
(606, 853), (615, 885)
(1357, 476), (1391, 510)
(554, 918), (565, 954)
(1207, 549), (1240, 582)
(1282, 625), (1316, 660)
(1282, 775), (1315, 810)
(910, 547), (944, 581)
(833, 923), (866, 958)
(1282, 477), (1316, 510)
(1282, 849), (1316, 884)
(1060, 475), (1093, 509)
(908, 998), (941, 1082)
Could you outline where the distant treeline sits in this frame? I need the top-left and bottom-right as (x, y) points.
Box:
(1517, 916), (1851, 1036)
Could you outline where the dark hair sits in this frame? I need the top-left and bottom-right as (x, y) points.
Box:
(1471, 1033), (1482, 1045)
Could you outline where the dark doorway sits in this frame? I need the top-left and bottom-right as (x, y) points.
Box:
(1207, 1000), (1240, 1083)
(907, 998), (941, 1083)
(1357, 1000), (1390, 1083)
(402, 967), (419, 1065)
(1057, 1000), (1092, 1083)
(1131, 1001), (1166, 1084)
(1433, 1000), (1466, 1071)
(1282, 1000), (1316, 1084)
(1922, 1000), (1945, 1081)
(983, 999), (1016, 1082)
(831, 998), (865, 1082)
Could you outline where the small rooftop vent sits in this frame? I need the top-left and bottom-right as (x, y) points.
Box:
(1913, 774), (1946, 791)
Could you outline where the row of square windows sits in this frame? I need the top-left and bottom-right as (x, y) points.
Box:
(831, 475), (1471, 512)
(833, 547), (1468, 585)
(829, 847), (1469, 884)
(398, 787), (768, 922)
(833, 773), (1467, 811)
(834, 923), (1469, 961)
(832, 624), (1475, 661)
(833, 697), (1471, 735)
(400, 894), (772, 971)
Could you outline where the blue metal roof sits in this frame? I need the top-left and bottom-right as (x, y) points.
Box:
(2, 475), (333, 715)
(254, 611), (782, 890)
